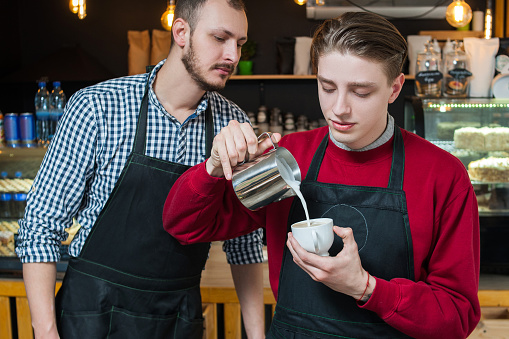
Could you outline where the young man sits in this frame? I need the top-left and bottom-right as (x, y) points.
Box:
(163, 12), (481, 338)
(16, 0), (265, 337)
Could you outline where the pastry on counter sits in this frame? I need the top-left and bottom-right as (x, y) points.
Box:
(454, 126), (509, 151)
(454, 127), (486, 150)
(468, 157), (509, 182)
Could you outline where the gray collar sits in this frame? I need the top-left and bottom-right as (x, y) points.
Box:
(329, 114), (394, 152)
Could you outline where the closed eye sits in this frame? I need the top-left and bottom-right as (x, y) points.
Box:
(354, 92), (370, 98)
(321, 86), (335, 93)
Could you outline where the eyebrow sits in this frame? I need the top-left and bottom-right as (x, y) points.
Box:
(317, 75), (376, 88)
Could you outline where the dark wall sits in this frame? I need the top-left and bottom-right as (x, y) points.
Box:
(0, 0), (486, 124)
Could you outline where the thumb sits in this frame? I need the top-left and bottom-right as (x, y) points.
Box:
(333, 226), (356, 245)
(255, 133), (282, 157)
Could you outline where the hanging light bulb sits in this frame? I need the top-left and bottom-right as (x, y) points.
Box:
(484, 8), (492, 39)
(69, 0), (79, 14)
(445, 0), (472, 28)
(294, 0), (307, 5)
(161, 0), (176, 31)
(316, 0), (325, 5)
(77, 0), (87, 20)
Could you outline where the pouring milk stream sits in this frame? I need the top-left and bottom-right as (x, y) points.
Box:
(276, 156), (311, 227)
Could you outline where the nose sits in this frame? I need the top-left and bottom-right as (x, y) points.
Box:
(331, 92), (351, 116)
(224, 40), (241, 63)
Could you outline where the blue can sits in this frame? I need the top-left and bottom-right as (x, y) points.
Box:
(4, 113), (20, 147)
(19, 112), (36, 147)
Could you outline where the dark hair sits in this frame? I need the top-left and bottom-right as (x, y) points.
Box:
(310, 12), (408, 84)
(175, 0), (246, 33)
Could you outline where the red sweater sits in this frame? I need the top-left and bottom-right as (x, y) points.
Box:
(163, 126), (481, 338)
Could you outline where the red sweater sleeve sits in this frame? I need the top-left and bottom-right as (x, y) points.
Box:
(163, 161), (263, 244)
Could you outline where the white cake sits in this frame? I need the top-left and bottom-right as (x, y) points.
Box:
(454, 127), (485, 150)
(454, 127), (509, 151)
(468, 157), (509, 182)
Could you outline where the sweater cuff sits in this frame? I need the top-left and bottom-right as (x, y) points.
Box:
(189, 161), (228, 197)
(358, 277), (400, 320)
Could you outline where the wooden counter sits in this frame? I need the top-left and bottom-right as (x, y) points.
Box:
(0, 242), (275, 339)
(1, 242), (509, 339)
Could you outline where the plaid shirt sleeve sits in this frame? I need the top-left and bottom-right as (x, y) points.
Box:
(223, 228), (265, 265)
(16, 89), (98, 263)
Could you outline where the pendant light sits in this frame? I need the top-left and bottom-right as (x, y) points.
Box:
(69, 0), (79, 14)
(293, 0), (325, 6)
(77, 0), (87, 20)
(161, 0), (176, 31)
(445, 0), (472, 28)
(69, 0), (86, 19)
(484, 8), (492, 39)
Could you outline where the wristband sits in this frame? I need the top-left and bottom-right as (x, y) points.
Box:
(356, 271), (370, 302)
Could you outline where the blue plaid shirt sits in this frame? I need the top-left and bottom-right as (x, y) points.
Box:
(16, 59), (263, 265)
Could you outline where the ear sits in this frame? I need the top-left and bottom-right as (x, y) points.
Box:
(171, 18), (189, 48)
(388, 73), (405, 104)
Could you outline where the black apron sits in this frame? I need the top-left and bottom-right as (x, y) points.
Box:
(55, 73), (212, 338)
(269, 127), (415, 338)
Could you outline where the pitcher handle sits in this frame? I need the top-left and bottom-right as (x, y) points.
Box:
(258, 132), (278, 150)
(239, 132), (278, 165)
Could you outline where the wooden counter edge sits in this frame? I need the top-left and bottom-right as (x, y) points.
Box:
(0, 278), (505, 307)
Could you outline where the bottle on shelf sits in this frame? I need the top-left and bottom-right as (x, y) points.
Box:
(283, 112), (296, 136)
(0, 191), (12, 219)
(12, 172), (28, 219)
(269, 107), (283, 135)
(296, 115), (308, 132)
(49, 81), (66, 142)
(257, 105), (269, 135)
(35, 81), (51, 146)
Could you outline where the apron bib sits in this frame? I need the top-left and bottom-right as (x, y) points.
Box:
(55, 73), (212, 339)
(269, 127), (414, 339)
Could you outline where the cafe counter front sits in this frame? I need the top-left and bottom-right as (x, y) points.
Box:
(1, 242), (509, 339)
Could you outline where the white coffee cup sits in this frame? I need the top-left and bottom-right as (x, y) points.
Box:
(291, 218), (334, 256)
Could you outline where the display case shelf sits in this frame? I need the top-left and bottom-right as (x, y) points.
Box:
(404, 96), (509, 217)
(0, 146), (47, 159)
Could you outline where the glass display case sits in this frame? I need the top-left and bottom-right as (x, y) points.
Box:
(0, 147), (70, 273)
(404, 96), (509, 217)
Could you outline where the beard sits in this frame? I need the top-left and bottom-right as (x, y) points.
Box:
(182, 39), (234, 92)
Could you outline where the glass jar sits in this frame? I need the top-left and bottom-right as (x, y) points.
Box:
(415, 41), (443, 97)
(443, 41), (472, 98)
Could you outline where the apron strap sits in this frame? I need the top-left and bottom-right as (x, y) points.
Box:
(304, 133), (328, 183)
(133, 72), (214, 158)
(388, 126), (405, 190)
(304, 125), (405, 190)
(133, 73), (151, 155)
(204, 101), (213, 159)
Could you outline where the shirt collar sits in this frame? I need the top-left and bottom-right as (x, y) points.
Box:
(329, 114), (394, 152)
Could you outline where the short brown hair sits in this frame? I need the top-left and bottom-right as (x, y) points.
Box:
(175, 0), (246, 33)
(310, 12), (407, 84)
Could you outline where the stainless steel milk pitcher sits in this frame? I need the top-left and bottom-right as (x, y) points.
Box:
(232, 132), (301, 210)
